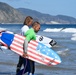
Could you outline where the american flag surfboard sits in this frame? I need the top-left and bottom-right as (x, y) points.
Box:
(0, 31), (61, 66)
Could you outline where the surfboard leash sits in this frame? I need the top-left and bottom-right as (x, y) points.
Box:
(0, 44), (14, 56)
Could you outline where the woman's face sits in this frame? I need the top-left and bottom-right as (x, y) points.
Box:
(28, 19), (33, 26)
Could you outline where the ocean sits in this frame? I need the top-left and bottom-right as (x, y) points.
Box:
(0, 24), (76, 75)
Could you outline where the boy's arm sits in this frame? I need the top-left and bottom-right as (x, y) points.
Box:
(23, 39), (28, 53)
(23, 34), (32, 57)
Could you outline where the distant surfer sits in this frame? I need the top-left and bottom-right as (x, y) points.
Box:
(60, 28), (66, 31)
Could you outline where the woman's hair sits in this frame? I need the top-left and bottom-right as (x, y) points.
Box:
(23, 16), (33, 25)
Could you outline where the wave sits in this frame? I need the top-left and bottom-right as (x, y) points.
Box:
(43, 28), (76, 33)
(57, 48), (69, 56)
(0, 27), (6, 31)
(71, 36), (76, 41)
(72, 33), (76, 36)
(71, 33), (76, 41)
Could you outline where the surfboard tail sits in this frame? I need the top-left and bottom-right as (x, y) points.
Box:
(0, 32), (14, 46)
(0, 30), (6, 39)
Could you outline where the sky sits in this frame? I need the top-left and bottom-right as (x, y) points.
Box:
(0, 0), (76, 18)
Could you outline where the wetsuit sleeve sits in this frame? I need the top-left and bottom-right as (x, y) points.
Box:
(24, 34), (33, 53)
(23, 39), (28, 53)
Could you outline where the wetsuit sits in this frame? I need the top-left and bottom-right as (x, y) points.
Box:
(17, 28), (36, 75)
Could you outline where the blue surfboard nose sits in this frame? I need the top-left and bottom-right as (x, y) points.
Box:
(37, 42), (62, 64)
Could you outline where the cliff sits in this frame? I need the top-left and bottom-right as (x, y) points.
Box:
(0, 2), (24, 23)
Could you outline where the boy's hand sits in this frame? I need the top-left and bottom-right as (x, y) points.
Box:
(23, 52), (28, 57)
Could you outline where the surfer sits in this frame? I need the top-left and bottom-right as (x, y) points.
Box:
(16, 16), (33, 75)
(17, 21), (40, 75)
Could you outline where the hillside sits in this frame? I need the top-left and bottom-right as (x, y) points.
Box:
(0, 2), (76, 24)
(17, 8), (76, 24)
(0, 2), (24, 23)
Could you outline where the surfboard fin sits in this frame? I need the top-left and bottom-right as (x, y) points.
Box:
(49, 40), (57, 46)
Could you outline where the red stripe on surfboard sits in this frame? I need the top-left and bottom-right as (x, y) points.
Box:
(45, 56), (60, 64)
(12, 41), (37, 52)
(13, 39), (23, 44)
(14, 34), (38, 46)
(30, 40), (38, 44)
(28, 49), (59, 65)
(15, 34), (25, 40)
(27, 53), (52, 66)
(12, 40), (37, 51)
(11, 42), (23, 49)
(29, 42), (37, 47)
(28, 45), (36, 50)
(10, 46), (23, 54)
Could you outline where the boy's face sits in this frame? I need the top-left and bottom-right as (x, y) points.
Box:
(34, 24), (40, 33)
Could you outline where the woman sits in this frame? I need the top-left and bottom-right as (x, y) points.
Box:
(16, 16), (33, 75)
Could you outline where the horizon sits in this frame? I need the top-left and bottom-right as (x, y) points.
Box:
(0, 0), (76, 18)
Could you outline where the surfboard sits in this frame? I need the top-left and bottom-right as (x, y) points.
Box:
(0, 31), (61, 66)
(36, 35), (57, 48)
